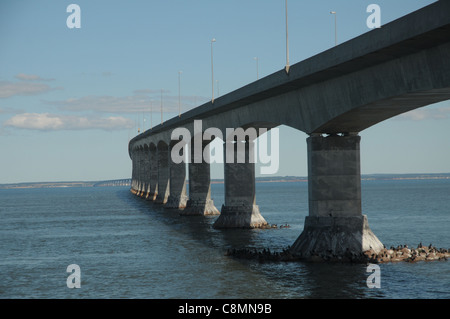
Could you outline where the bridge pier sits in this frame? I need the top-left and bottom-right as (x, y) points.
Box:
(136, 148), (144, 196)
(213, 140), (268, 229)
(131, 151), (138, 194)
(141, 145), (151, 198)
(155, 143), (170, 204)
(147, 145), (158, 201)
(165, 141), (188, 209)
(290, 134), (383, 259)
(182, 141), (220, 216)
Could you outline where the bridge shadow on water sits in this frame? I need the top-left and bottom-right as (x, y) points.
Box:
(114, 187), (386, 299)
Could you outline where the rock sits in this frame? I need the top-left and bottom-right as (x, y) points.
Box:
(401, 247), (411, 255)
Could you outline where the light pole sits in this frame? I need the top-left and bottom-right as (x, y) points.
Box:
(211, 38), (216, 103)
(330, 11), (337, 46)
(254, 57), (259, 80)
(136, 114), (139, 134)
(285, 0), (290, 73)
(178, 71), (182, 117)
(160, 89), (163, 124)
(149, 100), (152, 129)
(142, 112), (145, 131)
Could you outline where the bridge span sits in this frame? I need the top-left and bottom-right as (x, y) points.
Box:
(93, 179), (131, 187)
(128, 1), (450, 260)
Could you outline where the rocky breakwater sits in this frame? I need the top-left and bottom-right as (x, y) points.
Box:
(364, 243), (450, 264)
(225, 243), (450, 264)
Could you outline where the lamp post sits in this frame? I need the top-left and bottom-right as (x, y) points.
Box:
(150, 100), (152, 129)
(216, 80), (219, 97)
(211, 38), (216, 102)
(330, 11), (337, 46)
(160, 89), (163, 125)
(178, 71), (182, 117)
(143, 112), (145, 131)
(285, 0), (290, 73)
(137, 114), (139, 134)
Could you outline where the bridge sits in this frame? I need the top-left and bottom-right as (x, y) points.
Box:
(93, 179), (131, 187)
(128, 1), (450, 260)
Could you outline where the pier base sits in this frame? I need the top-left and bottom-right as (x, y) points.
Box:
(182, 199), (220, 216)
(165, 195), (188, 209)
(290, 215), (383, 259)
(213, 205), (267, 229)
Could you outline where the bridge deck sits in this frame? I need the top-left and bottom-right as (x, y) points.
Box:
(130, 1), (450, 146)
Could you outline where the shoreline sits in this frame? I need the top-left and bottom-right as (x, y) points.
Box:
(1, 173), (450, 190)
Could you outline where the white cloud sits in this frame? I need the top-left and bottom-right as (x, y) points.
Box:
(0, 81), (61, 98)
(101, 71), (113, 77)
(133, 89), (171, 95)
(15, 73), (55, 81)
(0, 74), (59, 98)
(47, 93), (208, 114)
(399, 105), (450, 121)
(3, 113), (134, 131)
(0, 107), (23, 114)
(81, 71), (115, 77)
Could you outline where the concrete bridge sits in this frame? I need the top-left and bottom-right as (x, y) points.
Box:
(93, 179), (131, 187)
(128, 1), (450, 260)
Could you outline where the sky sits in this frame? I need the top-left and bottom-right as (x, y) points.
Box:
(0, 0), (449, 184)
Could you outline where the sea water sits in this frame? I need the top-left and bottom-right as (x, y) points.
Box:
(0, 179), (449, 299)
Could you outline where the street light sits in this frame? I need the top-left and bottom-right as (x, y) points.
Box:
(330, 11), (337, 46)
(211, 38), (216, 103)
(160, 89), (163, 124)
(149, 100), (152, 129)
(285, 0), (290, 73)
(137, 113), (140, 134)
(254, 57), (259, 80)
(143, 112), (145, 131)
(178, 71), (182, 117)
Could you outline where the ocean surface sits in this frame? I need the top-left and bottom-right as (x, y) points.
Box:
(0, 179), (449, 299)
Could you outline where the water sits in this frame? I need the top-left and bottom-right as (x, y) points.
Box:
(0, 179), (449, 299)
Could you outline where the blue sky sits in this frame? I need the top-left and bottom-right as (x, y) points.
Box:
(0, 0), (448, 183)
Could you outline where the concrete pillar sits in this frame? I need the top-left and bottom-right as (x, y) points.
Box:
(145, 146), (153, 199)
(165, 141), (188, 209)
(182, 141), (220, 216)
(155, 142), (170, 204)
(130, 150), (138, 194)
(148, 144), (158, 201)
(290, 134), (383, 259)
(136, 148), (144, 196)
(213, 140), (268, 228)
(141, 145), (151, 198)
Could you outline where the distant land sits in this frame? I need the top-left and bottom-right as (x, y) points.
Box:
(0, 173), (449, 190)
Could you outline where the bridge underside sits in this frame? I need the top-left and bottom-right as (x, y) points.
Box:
(128, 1), (450, 261)
(316, 88), (450, 134)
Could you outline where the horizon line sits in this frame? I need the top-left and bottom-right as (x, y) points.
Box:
(1, 172), (450, 187)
